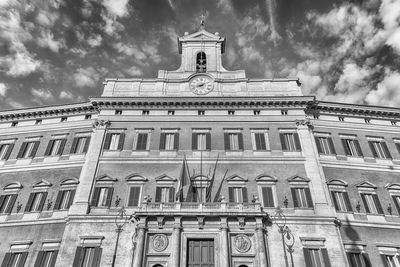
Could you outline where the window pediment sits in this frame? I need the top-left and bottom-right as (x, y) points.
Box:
(33, 179), (52, 188)
(3, 182), (23, 191)
(60, 178), (79, 186)
(287, 175), (310, 183)
(355, 181), (377, 189)
(96, 174), (117, 183)
(125, 174), (148, 182)
(226, 175), (248, 183)
(255, 175), (278, 183)
(326, 178), (348, 187)
(385, 183), (400, 191)
(155, 174), (177, 182)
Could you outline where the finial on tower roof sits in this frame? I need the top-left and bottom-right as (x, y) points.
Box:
(199, 13), (206, 30)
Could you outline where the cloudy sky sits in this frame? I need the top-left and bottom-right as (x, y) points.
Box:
(1, 0), (400, 110)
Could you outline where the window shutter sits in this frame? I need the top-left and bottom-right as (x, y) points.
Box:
(49, 250), (58, 267)
(321, 248), (332, 267)
(327, 137), (336, 154)
(38, 192), (48, 211)
(224, 133), (230, 150)
(341, 139), (351, 156)
(169, 187), (175, 203)
(17, 142), (28, 159)
(315, 136), (323, 154)
(0, 195), (5, 213)
(260, 133), (267, 150)
(381, 254), (390, 267)
(83, 136), (91, 153)
(343, 192), (353, 212)
(70, 137), (78, 154)
(25, 193), (35, 212)
(293, 133), (301, 151)
(354, 140), (363, 157)
(6, 194), (16, 214)
(262, 187), (274, 207)
(103, 133), (112, 150)
(105, 188), (114, 207)
(159, 133), (166, 150)
(396, 143), (400, 154)
(44, 140), (54, 156)
(58, 139), (66, 155)
(360, 193), (370, 213)
(330, 191), (339, 211)
(174, 133), (179, 150)
(363, 253), (372, 267)
(291, 188), (299, 208)
(373, 194), (384, 214)
(392, 196), (400, 215)
(72, 247), (84, 267)
(238, 133), (243, 150)
(368, 141), (378, 158)
(155, 187), (162, 202)
(91, 187), (101, 207)
(1, 253), (12, 267)
(242, 187), (248, 203)
(128, 187), (140, 207)
(117, 133), (125, 150)
(228, 187), (234, 202)
(18, 252), (28, 267)
(192, 133), (197, 150)
(3, 144), (14, 160)
(206, 133), (211, 150)
(280, 133), (287, 151)
(30, 141), (40, 158)
(305, 187), (313, 208)
(93, 247), (103, 267)
(67, 190), (75, 209)
(54, 191), (63, 210)
(382, 142), (392, 159)
(303, 248), (312, 267)
(34, 251), (45, 267)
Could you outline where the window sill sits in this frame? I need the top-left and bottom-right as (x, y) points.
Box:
(15, 158), (33, 165)
(282, 151), (302, 156)
(160, 150), (178, 156)
(43, 156), (60, 162)
(346, 156), (364, 162)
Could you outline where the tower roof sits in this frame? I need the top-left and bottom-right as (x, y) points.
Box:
(177, 29), (225, 54)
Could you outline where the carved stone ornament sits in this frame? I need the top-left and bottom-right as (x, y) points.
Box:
(234, 234), (251, 253)
(295, 119), (313, 129)
(157, 216), (164, 229)
(151, 234), (168, 252)
(238, 216), (245, 229)
(92, 120), (110, 129)
(197, 216), (205, 229)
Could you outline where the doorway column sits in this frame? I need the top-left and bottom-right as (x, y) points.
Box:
(255, 217), (268, 266)
(170, 216), (182, 267)
(133, 225), (147, 267)
(220, 216), (230, 267)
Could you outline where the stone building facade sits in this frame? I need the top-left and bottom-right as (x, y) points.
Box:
(0, 27), (400, 267)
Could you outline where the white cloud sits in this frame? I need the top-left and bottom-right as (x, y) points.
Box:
(365, 71), (400, 107)
(87, 34), (103, 47)
(0, 83), (7, 96)
(31, 88), (54, 101)
(59, 90), (75, 100)
(125, 66), (143, 76)
(102, 12), (125, 36)
(102, 0), (129, 17)
(73, 67), (100, 88)
(3, 46), (41, 77)
(37, 30), (65, 52)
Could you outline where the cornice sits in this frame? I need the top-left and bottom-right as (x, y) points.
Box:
(103, 77), (300, 83)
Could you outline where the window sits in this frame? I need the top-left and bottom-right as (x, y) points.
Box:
(192, 132), (211, 151)
(54, 190), (75, 210)
(25, 192), (48, 212)
(261, 187), (275, 207)
(72, 247), (102, 267)
(60, 117), (67, 122)
(392, 195), (400, 215)
(17, 141), (40, 159)
(35, 119), (42, 125)
(155, 187), (175, 203)
(1, 252), (28, 267)
(368, 140), (391, 159)
(11, 121), (18, 127)
(128, 187), (141, 207)
(315, 136), (336, 155)
(346, 252), (371, 267)
(281, 110), (288, 115)
(136, 133), (149, 151)
(70, 136), (91, 154)
(304, 248), (331, 267)
(365, 119), (371, 124)
(228, 110), (235, 115)
(252, 132), (269, 151)
(104, 133), (124, 151)
(34, 250), (58, 267)
(91, 187), (113, 207)
(198, 110), (205, 116)
(115, 110), (122, 115)
(196, 52), (206, 73)
(224, 132), (243, 151)
(228, 187), (248, 203)
(85, 114), (92, 120)
(168, 110), (175, 115)
(391, 121), (397, 126)
(160, 132), (179, 151)
(330, 191), (352, 212)
(0, 142), (14, 160)
(291, 188), (313, 208)
(142, 110), (149, 115)
(0, 194), (17, 214)
(360, 193), (384, 214)
(381, 254), (400, 267)
(339, 116), (345, 122)
(341, 138), (363, 157)
(280, 132), (301, 151)
(253, 110), (260, 115)
(44, 139), (66, 156)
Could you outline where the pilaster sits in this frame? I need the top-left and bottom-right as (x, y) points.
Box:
(255, 217), (269, 267)
(220, 216), (230, 267)
(170, 216), (182, 267)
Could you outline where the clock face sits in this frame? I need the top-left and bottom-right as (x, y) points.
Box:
(189, 75), (214, 95)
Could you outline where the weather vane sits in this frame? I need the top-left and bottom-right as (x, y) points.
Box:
(200, 12), (207, 30)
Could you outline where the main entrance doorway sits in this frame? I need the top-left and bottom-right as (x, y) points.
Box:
(187, 239), (214, 267)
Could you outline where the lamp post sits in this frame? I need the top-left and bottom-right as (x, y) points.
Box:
(272, 206), (296, 267)
(111, 207), (129, 267)
(283, 226), (295, 267)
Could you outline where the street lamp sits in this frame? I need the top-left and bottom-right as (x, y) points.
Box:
(272, 206), (296, 267)
(111, 207), (129, 267)
(283, 226), (295, 267)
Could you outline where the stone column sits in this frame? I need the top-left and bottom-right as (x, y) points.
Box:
(255, 217), (268, 267)
(296, 119), (333, 216)
(220, 216), (230, 267)
(170, 216), (182, 267)
(133, 225), (146, 267)
(69, 120), (109, 215)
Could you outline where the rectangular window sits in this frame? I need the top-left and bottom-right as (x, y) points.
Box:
(54, 190), (75, 210)
(70, 136), (91, 154)
(34, 250), (58, 267)
(0, 143), (14, 160)
(25, 192), (47, 212)
(1, 252), (28, 267)
(72, 247), (102, 267)
(0, 194), (17, 214)
(44, 139), (66, 156)
(342, 139), (363, 157)
(128, 187), (141, 207)
(291, 188), (313, 208)
(304, 248), (331, 267)
(360, 193), (384, 214)
(382, 254), (400, 267)
(224, 133), (243, 151)
(254, 132), (267, 151)
(17, 141), (40, 159)
(330, 191), (352, 212)
(159, 133), (179, 151)
(228, 187), (248, 203)
(136, 133), (148, 151)
(104, 133), (124, 151)
(155, 187), (175, 203)
(315, 136), (336, 155)
(90, 187), (113, 207)
(347, 252), (371, 267)
(192, 132), (211, 151)
(280, 133), (301, 151)
(261, 187), (274, 207)
(368, 140), (391, 159)
(392, 195), (400, 215)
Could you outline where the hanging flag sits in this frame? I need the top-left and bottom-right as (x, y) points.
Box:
(213, 169), (228, 202)
(206, 153), (219, 202)
(176, 156), (190, 202)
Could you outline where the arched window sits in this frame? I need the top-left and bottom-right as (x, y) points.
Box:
(238, 265), (248, 267)
(152, 265), (163, 267)
(196, 52), (206, 73)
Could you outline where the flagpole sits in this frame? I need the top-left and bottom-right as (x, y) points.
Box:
(200, 151), (203, 203)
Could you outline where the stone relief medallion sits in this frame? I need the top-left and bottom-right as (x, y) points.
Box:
(152, 234), (168, 252)
(234, 234), (251, 253)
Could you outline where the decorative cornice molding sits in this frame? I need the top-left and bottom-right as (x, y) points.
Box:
(296, 119), (313, 129)
(92, 120), (110, 129)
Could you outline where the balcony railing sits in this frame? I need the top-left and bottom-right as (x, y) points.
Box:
(139, 202), (262, 212)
